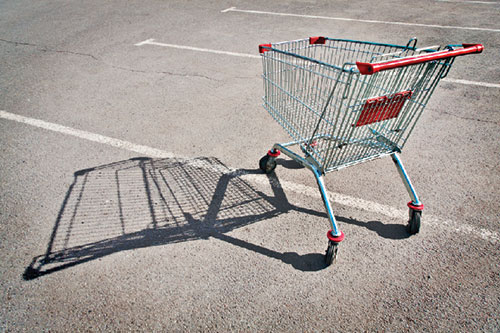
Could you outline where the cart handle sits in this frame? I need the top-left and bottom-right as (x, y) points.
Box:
(356, 44), (484, 75)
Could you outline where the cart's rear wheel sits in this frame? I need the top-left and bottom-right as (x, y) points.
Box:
(259, 155), (277, 174)
(407, 209), (421, 234)
(325, 241), (338, 266)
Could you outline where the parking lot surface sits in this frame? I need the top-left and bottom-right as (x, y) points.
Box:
(1, 0), (499, 331)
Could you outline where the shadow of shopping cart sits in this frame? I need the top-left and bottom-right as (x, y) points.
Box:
(25, 156), (360, 279)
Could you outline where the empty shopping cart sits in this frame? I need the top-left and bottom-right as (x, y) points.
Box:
(258, 37), (483, 265)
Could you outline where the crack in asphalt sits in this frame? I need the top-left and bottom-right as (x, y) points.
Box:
(0, 38), (37, 47)
(438, 110), (499, 126)
(109, 65), (219, 81)
(0, 37), (219, 81)
(0, 38), (98, 60)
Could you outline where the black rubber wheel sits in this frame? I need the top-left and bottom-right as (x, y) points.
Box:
(259, 155), (277, 174)
(325, 241), (338, 266)
(407, 209), (421, 235)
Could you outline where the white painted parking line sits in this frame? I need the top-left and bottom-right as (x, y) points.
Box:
(135, 38), (260, 59)
(0, 110), (174, 159)
(442, 78), (500, 88)
(136, 39), (500, 89)
(244, 175), (500, 244)
(437, 0), (499, 4)
(1, 109), (498, 243)
(221, 7), (500, 33)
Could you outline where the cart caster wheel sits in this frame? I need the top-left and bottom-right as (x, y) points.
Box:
(407, 209), (421, 235)
(259, 155), (277, 174)
(325, 241), (338, 266)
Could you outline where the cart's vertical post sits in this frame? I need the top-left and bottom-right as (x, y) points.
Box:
(391, 152), (421, 206)
(310, 166), (342, 237)
(311, 165), (344, 265)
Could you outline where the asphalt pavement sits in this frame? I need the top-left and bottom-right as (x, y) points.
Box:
(1, 0), (499, 331)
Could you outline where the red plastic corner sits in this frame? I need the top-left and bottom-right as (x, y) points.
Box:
(310, 36), (326, 45)
(407, 202), (424, 211)
(356, 62), (374, 75)
(259, 43), (272, 53)
(267, 149), (280, 158)
(327, 230), (345, 243)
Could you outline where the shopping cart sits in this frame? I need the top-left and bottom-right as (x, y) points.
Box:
(258, 37), (483, 265)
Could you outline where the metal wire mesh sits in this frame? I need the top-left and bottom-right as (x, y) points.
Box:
(261, 38), (451, 173)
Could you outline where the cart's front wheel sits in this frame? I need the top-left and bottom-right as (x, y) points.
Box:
(408, 209), (421, 234)
(259, 155), (277, 174)
(325, 241), (338, 266)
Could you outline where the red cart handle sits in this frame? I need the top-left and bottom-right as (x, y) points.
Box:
(356, 44), (484, 75)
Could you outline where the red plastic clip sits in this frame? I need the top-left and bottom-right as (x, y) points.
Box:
(308, 140), (318, 148)
(259, 44), (272, 53)
(310, 36), (326, 45)
(327, 230), (345, 243)
(407, 202), (424, 211)
(267, 149), (281, 158)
